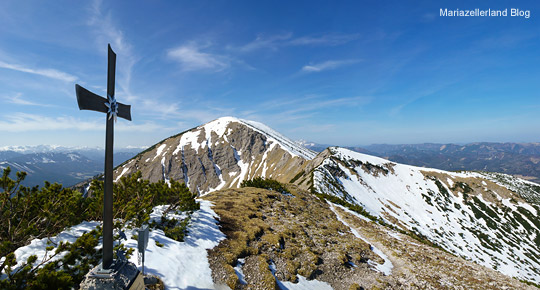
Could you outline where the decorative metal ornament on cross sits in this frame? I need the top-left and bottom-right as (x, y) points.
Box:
(105, 94), (118, 122)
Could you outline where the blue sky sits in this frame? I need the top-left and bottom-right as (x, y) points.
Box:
(0, 0), (539, 148)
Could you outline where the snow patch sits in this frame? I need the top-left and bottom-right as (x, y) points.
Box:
(234, 258), (247, 285)
(447, 178), (454, 188)
(126, 200), (227, 289)
(4, 201), (225, 290)
(315, 147), (540, 284)
(11, 221), (100, 271)
(329, 203), (393, 275)
(115, 166), (130, 182)
(153, 144), (167, 161)
(67, 153), (80, 161)
(240, 118), (316, 160)
(268, 261), (332, 290)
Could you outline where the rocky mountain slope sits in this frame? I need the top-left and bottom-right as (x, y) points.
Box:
(204, 187), (536, 290)
(110, 117), (540, 286)
(292, 147), (540, 284)
(112, 117), (315, 195)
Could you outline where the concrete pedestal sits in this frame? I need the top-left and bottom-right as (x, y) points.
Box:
(80, 260), (145, 290)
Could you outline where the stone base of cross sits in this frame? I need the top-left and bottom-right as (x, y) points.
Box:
(80, 260), (145, 290)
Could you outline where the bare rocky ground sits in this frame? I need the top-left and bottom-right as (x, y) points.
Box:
(333, 205), (535, 290)
(203, 187), (535, 290)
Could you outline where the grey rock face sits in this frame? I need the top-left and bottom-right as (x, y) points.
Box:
(113, 118), (314, 195)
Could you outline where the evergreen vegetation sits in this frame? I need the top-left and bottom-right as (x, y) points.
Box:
(240, 177), (289, 194)
(0, 167), (199, 289)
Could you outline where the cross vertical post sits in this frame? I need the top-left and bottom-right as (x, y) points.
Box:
(103, 44), (116, 269)
(75, 44), (131, 270)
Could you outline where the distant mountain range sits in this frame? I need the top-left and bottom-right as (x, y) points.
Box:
(300, 142), (540, 184)
(4, 141), (540, 189)
(0, 146), (142, 187)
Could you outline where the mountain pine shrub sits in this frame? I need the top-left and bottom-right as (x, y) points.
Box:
(240, 177), (289, 194)
(0, 167), (199, 289)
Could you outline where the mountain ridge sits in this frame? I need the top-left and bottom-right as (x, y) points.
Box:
(109, 117), (540, 285)
(112, 117), (315, 195)
(291, 146), (540, 284)
(301, 141), (540, 183)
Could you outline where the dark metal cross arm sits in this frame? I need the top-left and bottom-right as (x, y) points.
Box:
(75, 84), (132, 121)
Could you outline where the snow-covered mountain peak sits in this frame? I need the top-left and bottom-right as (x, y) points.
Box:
(240, 119), (316, 160)
(191, 117), (317, 160)
(114, 117), (315, 195)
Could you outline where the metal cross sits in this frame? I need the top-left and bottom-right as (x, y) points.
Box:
(75, 44), (131, 269)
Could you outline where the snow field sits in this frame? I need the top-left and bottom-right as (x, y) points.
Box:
(316, 147), (540, 284)
(4, 200), (226, 290)
(329, 203), (393, 276)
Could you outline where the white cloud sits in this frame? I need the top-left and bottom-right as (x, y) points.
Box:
(238, 33), (293, 52)
(0, 113), (171, 133)
(167, 43), (229, 72)
(115, 121), (173, 132)
(301, 59), (359, 73)
(237, 33), (359, 52)
(289, 34), (360, 46)
(244, 95), (371, 127)
(3, 93), (55, 107)
(0, 61), (77, 82)
(0, 113), (100, 132)
(87, 0), (138, 96)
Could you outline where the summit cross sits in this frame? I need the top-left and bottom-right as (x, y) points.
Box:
(75, 44), (131, 270)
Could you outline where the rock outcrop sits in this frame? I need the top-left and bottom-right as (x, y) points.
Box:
(113, 117), (315, 195)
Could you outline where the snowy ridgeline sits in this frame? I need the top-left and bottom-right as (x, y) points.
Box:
(4, 200), (334, 290)
(314, 147), (540, 284)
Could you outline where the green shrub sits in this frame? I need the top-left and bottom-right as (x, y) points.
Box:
(0, 167), (199, 289)
(241, 177), (289, 194)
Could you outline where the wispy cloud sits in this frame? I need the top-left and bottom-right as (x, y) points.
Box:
(238, 33), (293, 52)
(280, 95), (370, 115)
(139, 99), (182, 118)
(115, 121), (174, 132)
(289, 34), (360, 46)
(0, 61), (77, 82)
(0, 113), (100, 132)
(301, 59), (359, 73)
(0, 113), (170, 132)
(86, 0), (177, 126)
(237, 33), (359, 52)
(167, 43), (229, 72)
(245, 95), (371, 126)
(3, 93), (55, 107)
(87, 0), (138, 98)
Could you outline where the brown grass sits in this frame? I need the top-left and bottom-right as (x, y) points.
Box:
(204, 187), (374, 289)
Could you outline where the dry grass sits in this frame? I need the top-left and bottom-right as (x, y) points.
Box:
(204, 185), (536, 290)
(205, 187), (375, 289)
